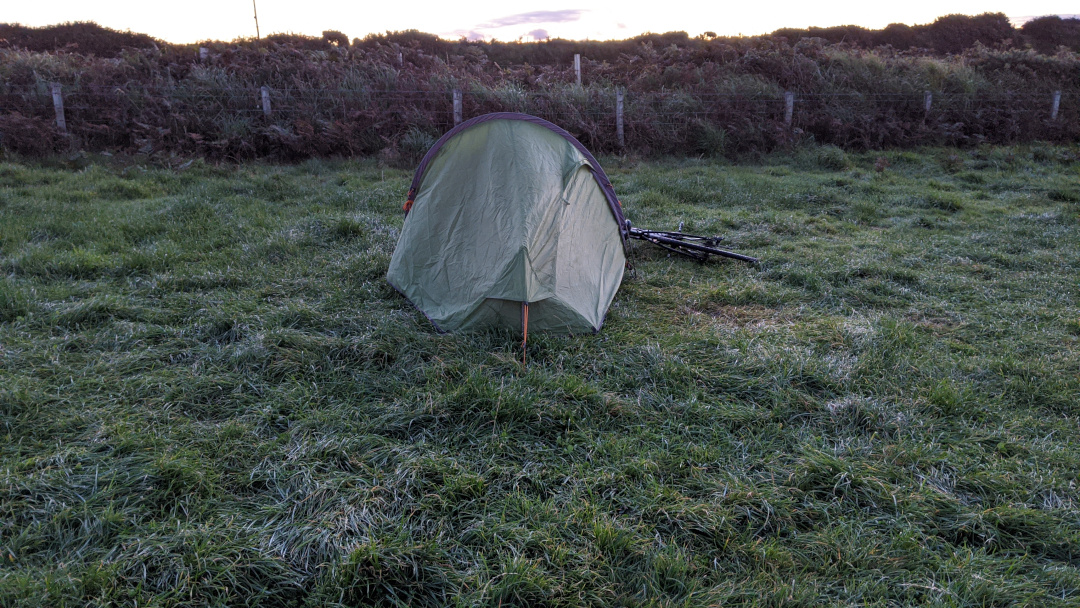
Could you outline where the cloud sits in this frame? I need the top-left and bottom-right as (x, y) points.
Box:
(444, 29), (487, 40)
(443, 9), (585, 41)
(1011, 14), (1080, 27)
(477, 10), (585, 30)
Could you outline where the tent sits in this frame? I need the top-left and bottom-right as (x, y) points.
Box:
(386, 112), (628, 334)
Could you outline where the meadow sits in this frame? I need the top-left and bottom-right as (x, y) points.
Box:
(1, 144), (1078, 606)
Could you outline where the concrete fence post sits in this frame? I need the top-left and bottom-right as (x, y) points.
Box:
(616, 89), (625, 148)
(784, 91), (794, 128)
(924, 91), (932, 113)
(574, 54), (581, 86)
(453, 89), (462, 126)
(260, 86), (272, 117)
(51, 83), (67, 134)
(1051, 90), (1061, 121)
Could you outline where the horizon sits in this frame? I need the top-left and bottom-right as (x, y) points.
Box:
(3, 2), (1079, 45)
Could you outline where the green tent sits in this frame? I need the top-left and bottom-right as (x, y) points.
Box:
(387, 113), (629, 334)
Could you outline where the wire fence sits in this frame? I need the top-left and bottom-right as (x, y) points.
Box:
(0, 82), (1072, 158)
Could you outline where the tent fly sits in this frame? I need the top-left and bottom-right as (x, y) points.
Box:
(387, 112), (755, 338)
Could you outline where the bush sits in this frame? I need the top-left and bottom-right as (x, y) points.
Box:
(0, 113), (62, 157)
(689, 120), (728, 157)
(399, 127), (436, 166)
(926, 13), (1015, 54)
(1022, 16), (1080, 53)
(322, 30), (349, 48)
(0, 22), (159, 56)
(816, 145), (850, 170)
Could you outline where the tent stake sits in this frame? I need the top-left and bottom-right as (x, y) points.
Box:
(521, 302), (529, 365)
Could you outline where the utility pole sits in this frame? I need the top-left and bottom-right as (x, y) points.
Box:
(252, 0), (261, 39)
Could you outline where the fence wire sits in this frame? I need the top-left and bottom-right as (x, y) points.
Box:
(1, 83), (1071, 156)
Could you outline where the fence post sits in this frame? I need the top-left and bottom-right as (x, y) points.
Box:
(51, 83), (67, 134)
(616, 89), (625, 148)
(783, 91), (794, 128)
(1051, 90), (1061, 121)
(574, 54), (581, 86)
(453, 89), (462, 126)
(199, 47), (208, 63)
(924, 91), (932, 113)
(260, 86), (272, 117)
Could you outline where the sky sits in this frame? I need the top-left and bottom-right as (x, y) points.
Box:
(4, 1), (1078, 44)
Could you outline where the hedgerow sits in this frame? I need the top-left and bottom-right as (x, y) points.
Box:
(1, 19), (1078, 159)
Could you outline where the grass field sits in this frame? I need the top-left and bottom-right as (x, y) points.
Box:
(1, 144), (1079, 607)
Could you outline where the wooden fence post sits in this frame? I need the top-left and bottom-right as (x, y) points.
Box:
(616, 89), (625, 148)
(260, 86), (272, 117)
(453, 89), (462, 126)
(924, 91), (932, 113)
(783, 91), (794, 128)
(574, 54), (581, 86)
(51, 83), (67, 134)
(1051, 90), (1061, 121)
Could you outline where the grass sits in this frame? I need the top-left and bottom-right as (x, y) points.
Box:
(1, 144), (1079, 606)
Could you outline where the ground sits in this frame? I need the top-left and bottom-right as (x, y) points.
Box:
(1, 145), (1078, 606)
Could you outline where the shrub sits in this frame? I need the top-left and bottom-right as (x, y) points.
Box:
(926, 13), (1015, 54)
(322, 30), (349, 48)
(1022, 16), (1080, 53)
(816, 145), (850, 170)
(689, 119), (727, 157)
(399, 127), (436, 166)
(0, 22), (159, 56)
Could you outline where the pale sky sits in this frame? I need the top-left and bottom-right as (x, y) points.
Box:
(4, 1), (1077, 43)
